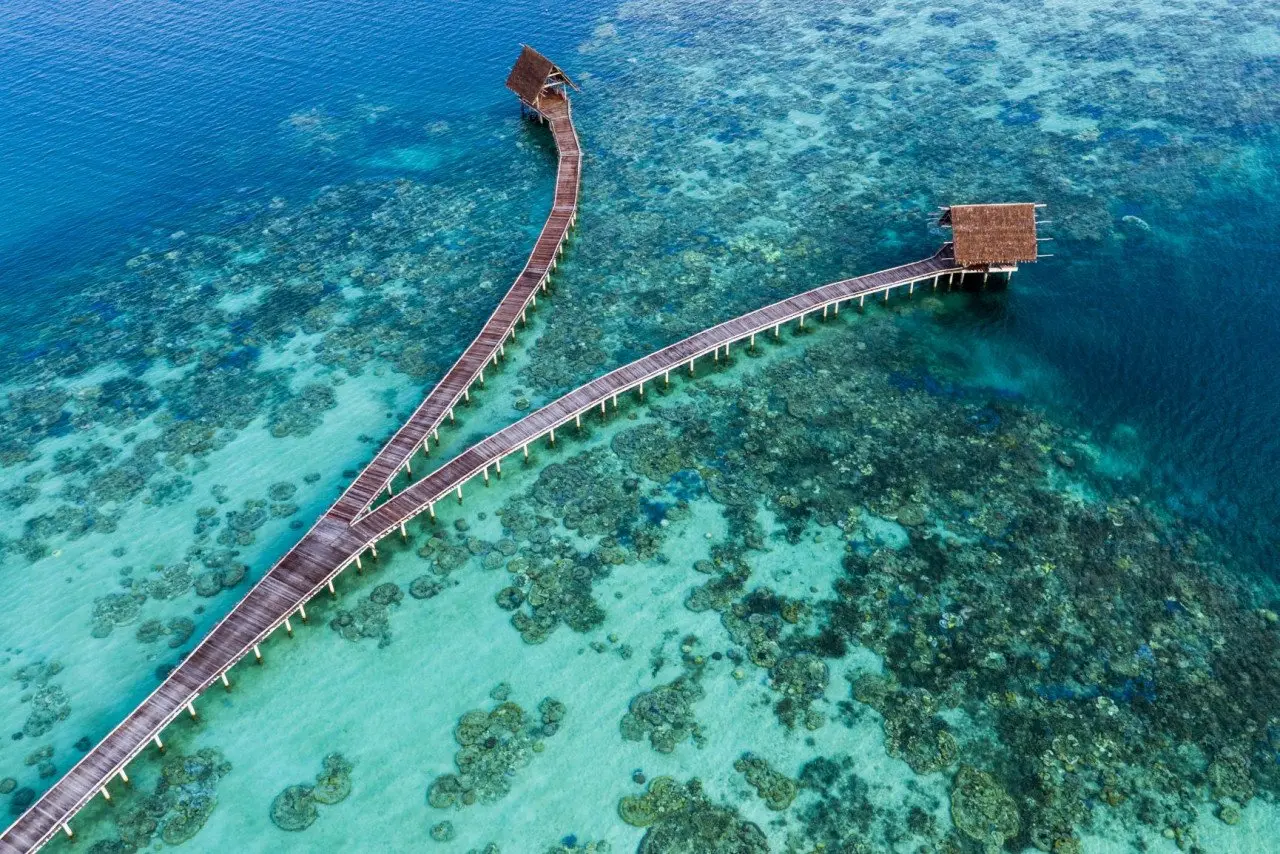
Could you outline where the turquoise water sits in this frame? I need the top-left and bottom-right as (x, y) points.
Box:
(2, 0), (1279, 851)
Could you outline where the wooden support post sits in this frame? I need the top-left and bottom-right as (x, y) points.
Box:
(750, 333), (756, 350)
(522, 444), (529, 459)
(884, 288), (889, 303)
(448, 408), (455, 423)
(982, 271), (989, 287)
(823, 305), (828, 319)
(909, 281), (915, 297)
(385, 483), (392, 499)
(483, 467), (490, 485)
(299, 604), (308, 623)
(725, 342), (730, 357)
(689, 358), (695, 376)
(639, 382), (645, 398)
(119, 769), (130, 786)
(496, 458), (502, 476)
(612, 393), (618, 409)
(799, 314), (805, 329)
(834, 301), (840, 316)
(63, 824), (74, 840)
(774, 324), (780, 338)
(521, 309), (527, 325)
(932, 275), (938, 290)
(464, 388), (469, 403)
(713, 347), (718, 362)
(221, 673), (231, 691)
(532, 293), (537, 307)
(327, 580), (336, 597)
(187, 701), (198, 719)
(285, 617), (293, 637)
(664, 371), (670, 386)
(355, 554), (363, 572)
(253, 644), (263, 665)
(101, 787), (112, 804)
(433, 427), (440, 441)
(405, 459), (412, 479)
(154, 735), (165, 753)
(428, 501), (436, 520)
(456, 485), (463, 504)
(479, 368), (485, 386)
(400, 522), (407, 541)
(549, 428), (556, 446)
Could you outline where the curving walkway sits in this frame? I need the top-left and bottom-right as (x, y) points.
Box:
(328, 91), (581, 524)
(0, 89), (582, 854)
(349, 247), (964, 545)
(1, 83), (981, 853)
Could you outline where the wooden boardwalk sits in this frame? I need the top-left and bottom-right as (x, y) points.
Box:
(0, 82), (983, 853)
(328, 91), (581, 525)
(348, 246), (964, 545)
(0, 89), (580, 854)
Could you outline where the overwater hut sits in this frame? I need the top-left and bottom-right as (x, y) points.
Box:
(505, 45), (579, 117)
(939, 203), (1045, 271)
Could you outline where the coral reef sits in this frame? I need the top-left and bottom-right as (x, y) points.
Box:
(950, 765), (1020, 851)
(329, 582), (403, 647)
(269, 753), (353, 831)
(84, 748), (233, 847)
(618, 777), (769, 852)
(733, 753), (797, 811)
(427, 692), (565, 808)
(620, 638), (707, 753)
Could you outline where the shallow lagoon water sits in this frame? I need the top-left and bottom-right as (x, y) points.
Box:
(2, 0), (1279, 851)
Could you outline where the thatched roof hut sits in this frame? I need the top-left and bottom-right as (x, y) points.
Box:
(505, 45), (578, 112)
(940, 203), (1041, 268)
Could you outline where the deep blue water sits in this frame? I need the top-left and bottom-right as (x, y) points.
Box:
(0, 0), (598, 282)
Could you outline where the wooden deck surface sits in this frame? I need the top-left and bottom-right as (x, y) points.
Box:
(1, 87), (970, 853)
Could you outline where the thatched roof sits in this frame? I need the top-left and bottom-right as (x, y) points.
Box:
(505, 45), (577, 106)
(941, 203), (1039, 267)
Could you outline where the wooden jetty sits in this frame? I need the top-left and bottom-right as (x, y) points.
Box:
(0, 43), (1044, 852)
(328, 46), (580, 525)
